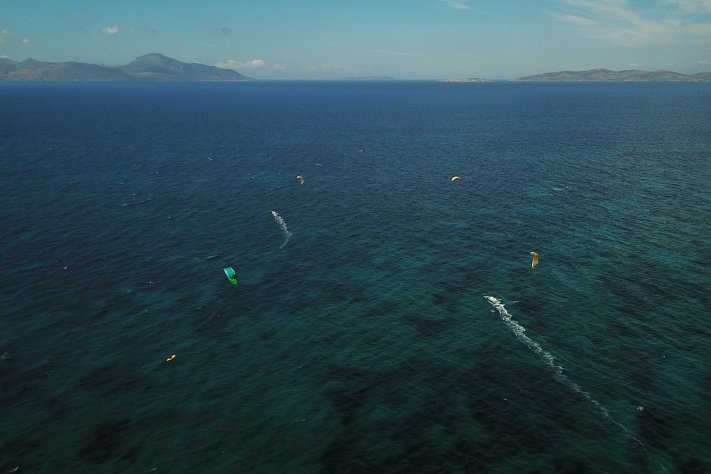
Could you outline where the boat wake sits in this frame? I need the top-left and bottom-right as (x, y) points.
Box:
(271, 210), (292, 249)
(484, 296), (644, 447)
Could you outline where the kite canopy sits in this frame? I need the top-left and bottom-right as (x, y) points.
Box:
(296, 175), (304, 184)
(223, 267), (238, 284)
(530, 252), (539, 268)
(451, 176), (462, 186)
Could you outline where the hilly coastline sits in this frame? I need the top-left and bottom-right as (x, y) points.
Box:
(2, 57), (711, 82)
(515, 68), (711, 81)
(0, 53), (252, 82)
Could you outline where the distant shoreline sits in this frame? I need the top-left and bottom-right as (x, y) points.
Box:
(2, 55), (711, 82)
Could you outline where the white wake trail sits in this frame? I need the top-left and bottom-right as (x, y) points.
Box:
(484, 295), (644, 447)
(271, 210), (292, 249)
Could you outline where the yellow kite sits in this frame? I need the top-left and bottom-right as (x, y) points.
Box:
(530, 252), (539, 268)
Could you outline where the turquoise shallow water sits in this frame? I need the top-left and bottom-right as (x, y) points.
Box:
(1, 81), (711, 473)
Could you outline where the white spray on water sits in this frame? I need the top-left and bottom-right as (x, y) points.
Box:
(271, 210), (292, 249)
(484, 295), (645, 447)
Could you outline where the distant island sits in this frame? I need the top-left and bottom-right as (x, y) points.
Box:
(0, 53), (252, 82)
(514, 68), (711, 82)
(3, 57), (711, 82)
(439, 77), (489, 83)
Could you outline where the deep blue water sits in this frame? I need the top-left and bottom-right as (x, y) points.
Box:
(1, 81), (711, 473)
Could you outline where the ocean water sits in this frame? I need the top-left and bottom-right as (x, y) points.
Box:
(1, 81), (710, 473)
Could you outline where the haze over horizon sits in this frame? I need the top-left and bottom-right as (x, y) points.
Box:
(2, 0), (711, 80)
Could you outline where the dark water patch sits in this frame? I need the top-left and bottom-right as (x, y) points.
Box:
(608, 320), (634, 337)
(0, 352), (56, 383)
(323, 357), (442, 425)
(614, 339), (656, 362)
(674, 456), (707, 474)
(318, 332), (342, 349)
(466, 356), (580, 450)
(468, 398), (565, 458)
(363, 301), (400, 319)
(380, 403), (477, 472)
(78, 418), (134, 464)
(628, 368), (657, 392)
(191, 302), (233, 340)
(599, 274), (656, 319)
(45, 396), (71, 418)
(378, 437), (444, 474)
(320, 437), (377, 474)
(320, 353), (584, 473)
(258, 330), (275, 341)
(0, 352), (19, 381)
(320, 379), (454, 472)
(321, 350), (573, 471)
(552, 457), (591, 473)
(324, 385), (369, 429)
(0, 435), (44, 473)
(44, 290), (143, 333)
(636, 407), (674, 451)
(0, 356), (55, 409)
(0, 384), (38, 410)
(627, 267), (692, 303)
(317, 280), (370, 306)
(120, 444), (142, 463)
(174, 291), (207, 310)
(213, 286), (273, 322)
(430, 278), (470, 309)
(87, 307), (113, 321)
(680, 324), (711, 339)
(401, 314), (451, 338)
(137, 409), (182, 426)
(323, 368), (380, 428)
(444, 438), (499, 473)
(77, 362), (147, 397)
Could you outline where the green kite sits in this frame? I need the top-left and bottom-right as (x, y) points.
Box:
(223, 267), (238, 285)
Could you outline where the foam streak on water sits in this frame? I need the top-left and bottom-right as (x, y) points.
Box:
(484, 296), (644, 447)
(271, 210), (292, 249)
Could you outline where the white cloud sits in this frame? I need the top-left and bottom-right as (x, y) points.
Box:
(320, 62), (346, 70)
(215, 59), (240, 69)
(21, 37), (31, 45)
(215, 58), (266, 70)
(273, 63), (288, 71)
(548, 13), (597, 27)
(680, 21), (711, 36)
(439, 0), (471, 10)
(551, 0), (711, 46)
(661, 0), (711, 13)
(0, 30), (8, 44)
(372, 49), (423, 57)
(101, 26), (120, 36)
(698, 58), (710, 63)
(246, 59), (265, 68)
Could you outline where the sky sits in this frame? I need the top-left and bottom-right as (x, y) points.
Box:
(1, 0), (711, 79)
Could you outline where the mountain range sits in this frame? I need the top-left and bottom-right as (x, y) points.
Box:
(514, 68), (711, 81)
(0, 53), (252, 81)
(2, 56), (711, 82)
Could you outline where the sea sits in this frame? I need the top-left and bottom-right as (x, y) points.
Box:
(1, 80), (710, 473)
